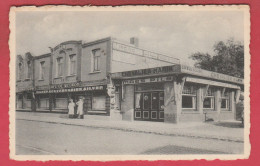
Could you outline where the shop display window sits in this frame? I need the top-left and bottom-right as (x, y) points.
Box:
(92, 96), (106, 110)
(221, 90), (230, 110)
(203, 87), (215, 110)
(182, 84), (197, 110)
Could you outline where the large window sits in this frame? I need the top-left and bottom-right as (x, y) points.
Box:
(18, 63), (22, 80)
(92, 49), (101, 72)
(56, 57), (63, 77)
(92, 96), (106, 110)
(221, 90), (230, 110)
(182, 84), (197, 109)
(39, 61), (45, 80)
(69, 54), (76, 75)
(203, 87), (215, 110)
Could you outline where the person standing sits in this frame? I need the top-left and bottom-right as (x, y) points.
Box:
(76, 98), (84, 119)
(68, 99), (75, 119)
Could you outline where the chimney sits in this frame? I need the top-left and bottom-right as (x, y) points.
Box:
(130, 37), (139, 47)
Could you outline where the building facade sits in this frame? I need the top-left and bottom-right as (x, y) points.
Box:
(16, 37), (243, 123)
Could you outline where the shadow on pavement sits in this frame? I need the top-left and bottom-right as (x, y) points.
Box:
(212, 121), (244, 128)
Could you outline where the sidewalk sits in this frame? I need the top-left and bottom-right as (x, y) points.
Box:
(16, 111), (244, 143)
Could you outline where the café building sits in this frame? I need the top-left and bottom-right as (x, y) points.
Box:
(110, 64), (243, 123)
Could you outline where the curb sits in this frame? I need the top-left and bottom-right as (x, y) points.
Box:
(16, 118), (244, 143)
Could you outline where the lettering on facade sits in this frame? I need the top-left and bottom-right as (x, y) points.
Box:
(122, 76), (174, 85)
(121, 65), (180, 77)
(50, 82), (82, 89)
(180, 65), (243, 84)
(112, 42), (180, 64)
(35, 85), (105, 94)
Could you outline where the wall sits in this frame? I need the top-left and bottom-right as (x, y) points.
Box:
(81, 40), (110, 82)
(110, 40), (179, 73)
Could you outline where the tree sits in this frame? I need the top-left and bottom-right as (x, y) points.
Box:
(190, 39), (244, 78)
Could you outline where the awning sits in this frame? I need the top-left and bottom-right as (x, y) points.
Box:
(186, 77), (240, 89)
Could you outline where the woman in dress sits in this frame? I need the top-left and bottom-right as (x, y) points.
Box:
(76, 98), (84, 119)
(68, 99), (75, 119)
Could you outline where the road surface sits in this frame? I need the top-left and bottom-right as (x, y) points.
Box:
(15, 119), (243, 155)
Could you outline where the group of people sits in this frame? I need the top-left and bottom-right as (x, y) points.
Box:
(68, 97), (84, 119)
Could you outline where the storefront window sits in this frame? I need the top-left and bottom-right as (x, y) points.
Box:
(182, 84), (197, 110)
(203, 88), (215, 110)
(55, 93), (67, 109)
(92, 96), (106, 110)
(221, 90), (230, 110)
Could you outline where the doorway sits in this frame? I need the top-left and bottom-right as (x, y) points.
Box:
(134, 91), (164, 122)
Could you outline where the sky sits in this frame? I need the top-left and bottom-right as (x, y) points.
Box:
(15, 10), (244, 65)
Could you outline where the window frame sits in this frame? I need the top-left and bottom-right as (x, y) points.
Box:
(68, 54), (77, 76)
(203, 88), (215, 110)
(39, 61), (45, 80)
(182, 84), (197, 110)
(56, 57), (63, 77)
(25, 60), (32, 80)
(18, 62), (22, 80)
(92, 49), (101, 72)
(221, 90), (230, 111)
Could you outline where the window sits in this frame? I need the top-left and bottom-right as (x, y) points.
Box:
(182, 84), (197, 109)
(221, 90), (230, 110)
(39, 61), (45, 80)
(92, 96), (106, 110)
(203, 88), (215, 110)
(56, 57), (63, 77)
(18, 63), (22, 80)
(92, 49), (101, 72)
(69, 54), (76, 75)
(26, 61), (32, 79)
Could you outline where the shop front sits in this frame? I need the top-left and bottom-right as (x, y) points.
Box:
(111, 64), (243, 123)
(35, 84), (109, 115)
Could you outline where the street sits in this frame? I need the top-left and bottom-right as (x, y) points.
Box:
(15, 119), (244, 155)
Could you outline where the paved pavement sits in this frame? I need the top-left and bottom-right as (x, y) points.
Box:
(16, 120), (243, 155)
(15, 111), (244, 143)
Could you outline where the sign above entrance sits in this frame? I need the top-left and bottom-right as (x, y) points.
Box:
(35, 85), (106, 94)
(121, 65), (180, 77)
(123, 76), (174, 85)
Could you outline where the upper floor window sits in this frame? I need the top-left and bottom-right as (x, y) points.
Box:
(18, 63), (22, 80)
(69, 54), (76, 75)
(203, 87), (215, 110)
(39, 61), (45, 80)
(92, 49), (101, 72)
(56, 57), (63, 77)
(25, 61), (32, 79)
(182, 84), (197, 110)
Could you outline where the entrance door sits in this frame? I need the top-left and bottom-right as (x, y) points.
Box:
(134, 92), (164, 122)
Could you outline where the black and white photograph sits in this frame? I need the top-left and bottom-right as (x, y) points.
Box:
(9, 5), (250, 161)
